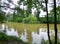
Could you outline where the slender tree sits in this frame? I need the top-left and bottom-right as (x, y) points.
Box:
(53, 0), (57, 44)
(45, 0), (52, 44)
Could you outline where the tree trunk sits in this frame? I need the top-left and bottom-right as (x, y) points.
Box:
(45, 0), (52, 44)
(53, 0), (57, 44)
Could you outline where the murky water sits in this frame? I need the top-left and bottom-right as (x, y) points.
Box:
(31, 28), (48, 44)
(0, 24), (60, 44)
(20, 29), (28, 42)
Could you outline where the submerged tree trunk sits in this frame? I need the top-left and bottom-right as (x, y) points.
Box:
(53, 0), (57, 44)
(45, 0), (52, 44)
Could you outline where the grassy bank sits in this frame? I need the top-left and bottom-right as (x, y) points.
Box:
(0, 32), (29, 44)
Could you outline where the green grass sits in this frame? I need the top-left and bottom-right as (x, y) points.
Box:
(1, 22), (60, 42)
(0, 32), (29, 44)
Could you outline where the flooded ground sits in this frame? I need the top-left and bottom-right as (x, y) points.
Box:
(0, 23), (60, 44)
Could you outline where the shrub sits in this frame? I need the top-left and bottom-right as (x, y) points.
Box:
(40, 17), (47, 23)
(0, 32), (22, 41)
(0, 32), (29, 44)
(0, 13), (7, 23)
(22, 15), (39, 24)
(40, 38), (60, 44)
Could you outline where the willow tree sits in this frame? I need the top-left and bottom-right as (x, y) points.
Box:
(18, 0), (45, 21)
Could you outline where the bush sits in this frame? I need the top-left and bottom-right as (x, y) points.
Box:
(0, 32), (22, 41)
(15, 17), (23, 22)
(0, 32), (7, 41)
(40, 17), (47, 23)
(0, 32), (29, 44)
(40, 38), (60, 44)
(0, 12), (7, 23)
(22, 15), (39, 24)
(11, 16), (23, 23)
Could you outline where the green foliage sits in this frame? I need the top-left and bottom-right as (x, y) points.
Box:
(0, 32), (22, 41)
(18, 0), (45, 18)
(39, 15), (54, 24)
(39, 6), (60, 24)
(11, 13), (24, 22)
(40, 17), (47, 23)
(0, 32), (7, 41)
(42, 36), (60, 44)
(22, 15), (39, 24)
(56, 6), (60, 23)
(41, 38), (47, 44)
(0, 11), (7, 23)
(7, 0), (46, 23)
(17, 8), (25, 17)
(48, 6), (60, 24)
(27, 0), (32, 13)
(0, 32), (29, 44)
(41, 38), (60, 44)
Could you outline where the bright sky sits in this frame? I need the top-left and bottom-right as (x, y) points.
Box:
(1, 0), (19, 13)
(1, 0), (60, 17)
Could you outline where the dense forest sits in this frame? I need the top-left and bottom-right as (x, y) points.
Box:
(0, 0), (60, 24)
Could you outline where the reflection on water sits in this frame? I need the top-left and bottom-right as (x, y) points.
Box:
(32, 28), (48, 44)
(1, 24), (28, 42)
(20, 29), (28, 42)
(0, 24), (60, 43)
(1, 24), (19, 37)
(1, 24), (5, 31)
(6, 28), (19, 37)
(32, 32), (41, 44)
